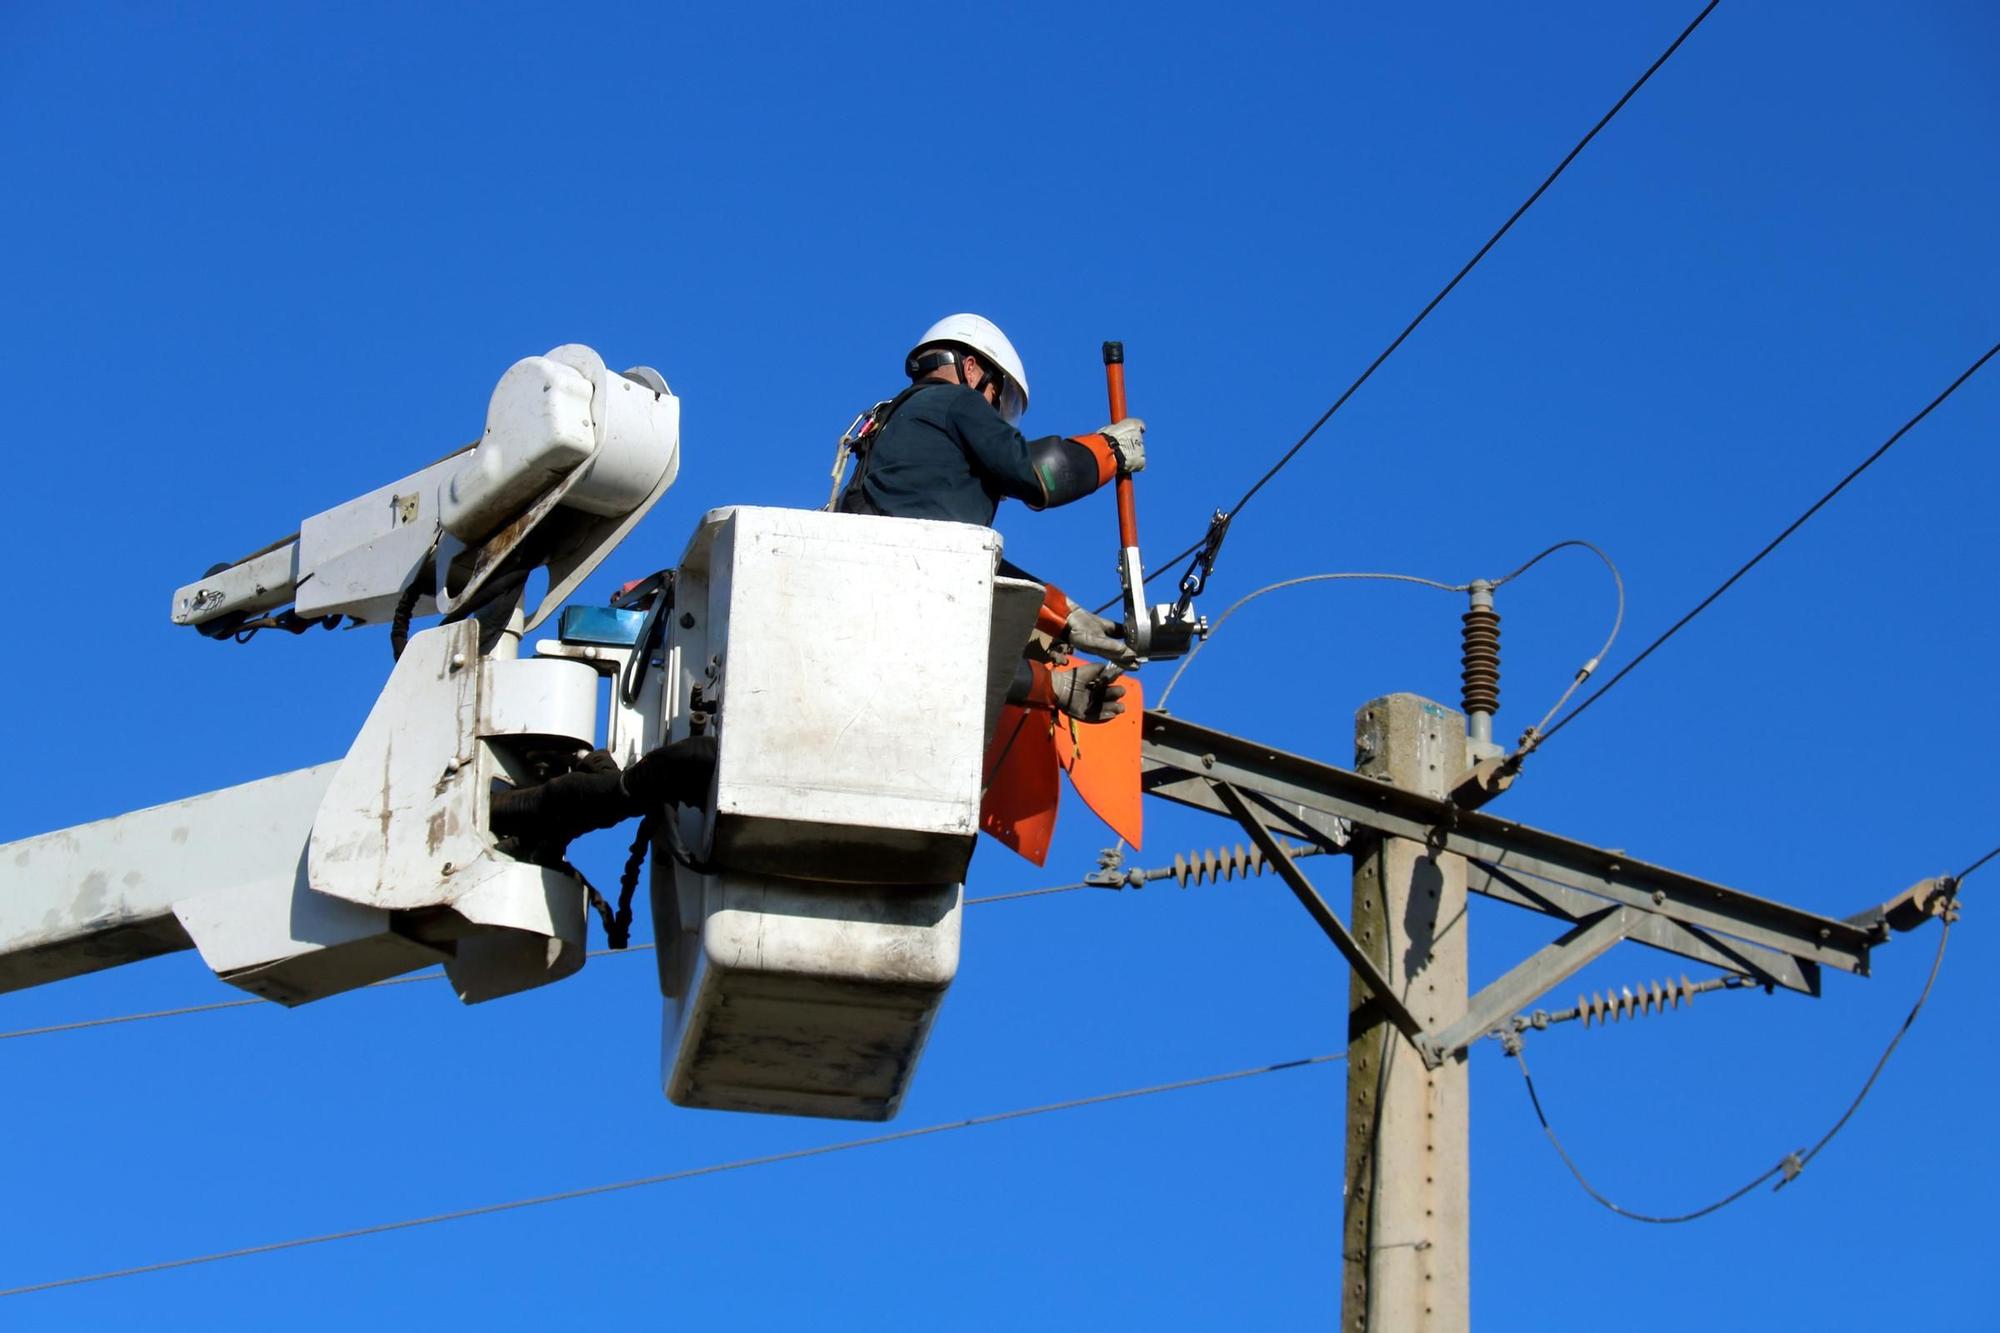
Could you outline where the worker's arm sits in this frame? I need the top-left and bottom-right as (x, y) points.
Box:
(945, 388), (1138, 511)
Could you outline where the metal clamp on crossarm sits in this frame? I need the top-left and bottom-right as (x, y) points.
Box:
(1846, 875), (1962, 941)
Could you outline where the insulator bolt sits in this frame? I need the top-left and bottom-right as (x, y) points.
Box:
(1200, 753), (1215, 769)
(450, 652), (466, 670)
(1652, 890), (1665, 905)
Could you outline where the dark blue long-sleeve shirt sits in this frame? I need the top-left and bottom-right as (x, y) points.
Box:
(838, 382), (1105, 526)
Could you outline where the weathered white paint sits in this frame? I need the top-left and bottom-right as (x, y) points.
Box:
(657, 508), (1027, 1119)
(172, 343), (680, 634)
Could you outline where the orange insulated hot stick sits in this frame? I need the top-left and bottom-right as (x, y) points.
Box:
(1103, 341), (1151, 657)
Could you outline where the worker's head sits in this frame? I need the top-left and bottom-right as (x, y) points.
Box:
(906, 313), (1030, 425)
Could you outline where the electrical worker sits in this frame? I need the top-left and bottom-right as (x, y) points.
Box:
(836, 314), (1145, 722)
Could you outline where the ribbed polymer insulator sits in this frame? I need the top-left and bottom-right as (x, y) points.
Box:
(1576, 974), (1698, 1028)
(1171, 843), (1260, 887)
(1162, 840), (1319, 888)
(1460, 605), (1501, 718)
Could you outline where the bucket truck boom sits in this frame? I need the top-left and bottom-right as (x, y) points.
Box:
(0, 346), (1045, 1120)
(173, 343), (679, 638)
(3, 345), (682, 1007)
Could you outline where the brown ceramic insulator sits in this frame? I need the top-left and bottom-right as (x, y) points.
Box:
(1460, 605), (1501, 717)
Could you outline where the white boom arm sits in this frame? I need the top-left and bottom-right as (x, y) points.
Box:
(1, 345), (681, 1008)
(172, 344), (680, 637)
(0, 615), (615, 1005)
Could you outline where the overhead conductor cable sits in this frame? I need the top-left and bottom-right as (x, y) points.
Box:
(1514, 856), (1978, 1223)
(1153, 539), (1622, 739)
(0, 1052), (1344, 1298)
(1109, 0), (1722, 608)
(0, 839), (1321, 1041)
(1525, 338), (2000, 755)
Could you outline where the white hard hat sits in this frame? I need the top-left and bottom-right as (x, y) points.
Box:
(906, 313), (1030, 423)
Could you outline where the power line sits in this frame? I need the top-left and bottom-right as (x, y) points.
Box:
(1514, 915), (1952, 1223)
(1956, 843), (1999, 885)
(1151, 542), (1625, 740)
(0, 970), (447, 1042)
(1527, 338), (2000, 753)
(1498, 540), (1627, 744)
(0, 1051), (1344, 1299)
(12, 829), (1986, 1052)
(1515, 1042), (1784, 1223)
(1115, 0), (1721, 608)
(966, 881), (1098, 905)
(1226, 0), (1718, 520)
(1156, 572), (1467, 710)
(1777, 919), (1953, 1188)
(0, 881), (1115, 1043)
(0, 994), (262, 1040)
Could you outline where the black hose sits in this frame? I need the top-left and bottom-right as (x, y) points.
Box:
(611, 815), (656, 949)
(389, 545), (441, 662)
(389, 578), (424, 662)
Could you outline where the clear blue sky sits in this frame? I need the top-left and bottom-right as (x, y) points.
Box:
(2, 2), (1996, 1327)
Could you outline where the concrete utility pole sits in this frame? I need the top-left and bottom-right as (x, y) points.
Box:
(1343, 695), (1469, 1332)
(1134, 689), (1927, 1331)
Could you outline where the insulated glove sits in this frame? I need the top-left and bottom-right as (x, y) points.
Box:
(1063, 603), (1138, 669)
(1050, 662), (1127, 724)
(1099, 417), (1146, 474)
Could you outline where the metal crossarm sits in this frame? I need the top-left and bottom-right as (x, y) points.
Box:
(1467, 858), (1820, 996)
(1141, 711), (1874, 982)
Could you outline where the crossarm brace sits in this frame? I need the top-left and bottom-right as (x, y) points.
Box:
(1420, 906), (1635, 1067)
(1210, 779), (1429, 1050)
